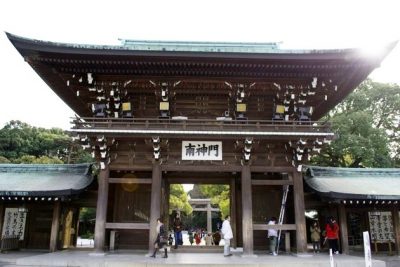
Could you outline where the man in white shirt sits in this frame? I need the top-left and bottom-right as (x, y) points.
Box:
(221, 215), (233, 257)
(267, 217), (278, 256)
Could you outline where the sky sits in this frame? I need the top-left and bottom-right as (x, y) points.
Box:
(0, 0), (399, 130)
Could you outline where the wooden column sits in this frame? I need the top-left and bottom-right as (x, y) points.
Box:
(241, 164), (253, 255)
(0, 203), (4, 235)
(148, 163), (162, 254)
(49, 201), (61, 252)
(338, 203), (349, 254)
(94, 166), (109, 252)
(230, 177), (237, 248)
(392, 206), (400, 256)
(292, 171), (307, 253)
(62, 208), (73, 248)
(164, 181), (170, 232)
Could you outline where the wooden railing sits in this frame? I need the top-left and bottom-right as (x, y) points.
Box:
(71, 117), (332, 135)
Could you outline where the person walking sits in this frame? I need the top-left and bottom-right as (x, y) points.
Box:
(221, 215), (233, 257)
(173, 213), (183, 249)
(267, 217), (278, 256)
(150, 218), (168, 258)
(325, 217), (340, 254)
(310, 221), (321, 253)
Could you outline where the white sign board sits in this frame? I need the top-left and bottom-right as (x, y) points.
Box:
(363, 231), (372, 267)
(368, 211), (394, 242)
(2, 208), (27, 240)
(182, 141), (222, 161)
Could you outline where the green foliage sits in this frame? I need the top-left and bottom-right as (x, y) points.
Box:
(169, 184), (193, 215)
(199, 184), (230, 218)
(12, 155), (63, 164)
(0, 156), (11, 163)
(79, 207), (96, 238)
(313, 80), (400, 167)
(79, 207), (96, 222)
(0, 120), (92, 164)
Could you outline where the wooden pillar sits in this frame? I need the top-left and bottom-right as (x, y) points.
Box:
(0, 203), (4, 235)
(230, 177), (237, 248)
(49, 201), (61, 252)
(164, 181), (170, 232)
(292, 171), (307, 253)
(392, 206), (400, 256)
(148, 163), (162, 254)
(241, 164), (253, 255)
(338, 203), (349, 254)
(62, 208), (73, 248)
(94, 166), (109, 252)
(72, 207), (79, 247)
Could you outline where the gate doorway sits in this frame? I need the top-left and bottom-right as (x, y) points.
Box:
(163, 172), (239, 250)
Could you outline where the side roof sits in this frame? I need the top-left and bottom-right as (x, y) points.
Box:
(0, 163), (94, 199)
(304, 166), (400, 200)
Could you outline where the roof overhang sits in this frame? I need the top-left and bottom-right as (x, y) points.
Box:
(0, 163), (94, 199)
(6, 32), (398, 120)
(304, 166), (400, 201)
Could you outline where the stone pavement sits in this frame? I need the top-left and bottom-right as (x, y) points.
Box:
(1, 249), (397, 267)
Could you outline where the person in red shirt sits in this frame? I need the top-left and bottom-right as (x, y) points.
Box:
(325, 217), (340, 254)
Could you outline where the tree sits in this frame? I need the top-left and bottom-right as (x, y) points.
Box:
(169, 184), (193, 215)
(199, 184), (230, 218)
(12, 155), (63, 164)
(313, 80), (399, 167)
(0, 120), (92, 164)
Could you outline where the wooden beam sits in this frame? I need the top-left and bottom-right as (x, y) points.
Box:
(148, 163), (162, 255)
(94, 167), (109, 252)
(250, 166), (295, 173)
(392, 206), (400, 256)
(293, 171), (307, 253)
(253, 224), (297, 231)
(162, 164), (242, 172)
(110, 165), (152, 171)
(108, 178), (152, 184)
(251, 180), (293, 185)
(338, 204), (349, 254)
(49, 201), (61, 252)
(241, 165), (254, 255)
(105, 223), (150, 230)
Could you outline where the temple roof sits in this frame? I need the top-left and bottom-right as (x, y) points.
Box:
(119, 39), (280, 53)
(304, 166), (400, 200)
(6, 32), (397, 120)
(0, 163), (94, 199)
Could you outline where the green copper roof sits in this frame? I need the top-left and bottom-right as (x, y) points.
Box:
(304, 166), (400, 200)
(7, 32), (369, 55)
(0, 163), (94, 198)
(119, 39), (280, 53)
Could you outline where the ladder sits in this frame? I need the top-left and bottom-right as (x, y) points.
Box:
(276, 184), (290, 255)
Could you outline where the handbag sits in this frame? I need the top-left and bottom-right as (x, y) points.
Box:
(160, 235), (168, 244)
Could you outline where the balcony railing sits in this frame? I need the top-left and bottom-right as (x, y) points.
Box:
(71, 117), (333, 138)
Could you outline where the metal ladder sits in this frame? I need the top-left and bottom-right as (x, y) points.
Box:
(276, 184), (290, 255)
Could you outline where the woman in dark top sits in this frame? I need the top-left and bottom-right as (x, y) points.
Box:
(150, 218), (168, 258)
